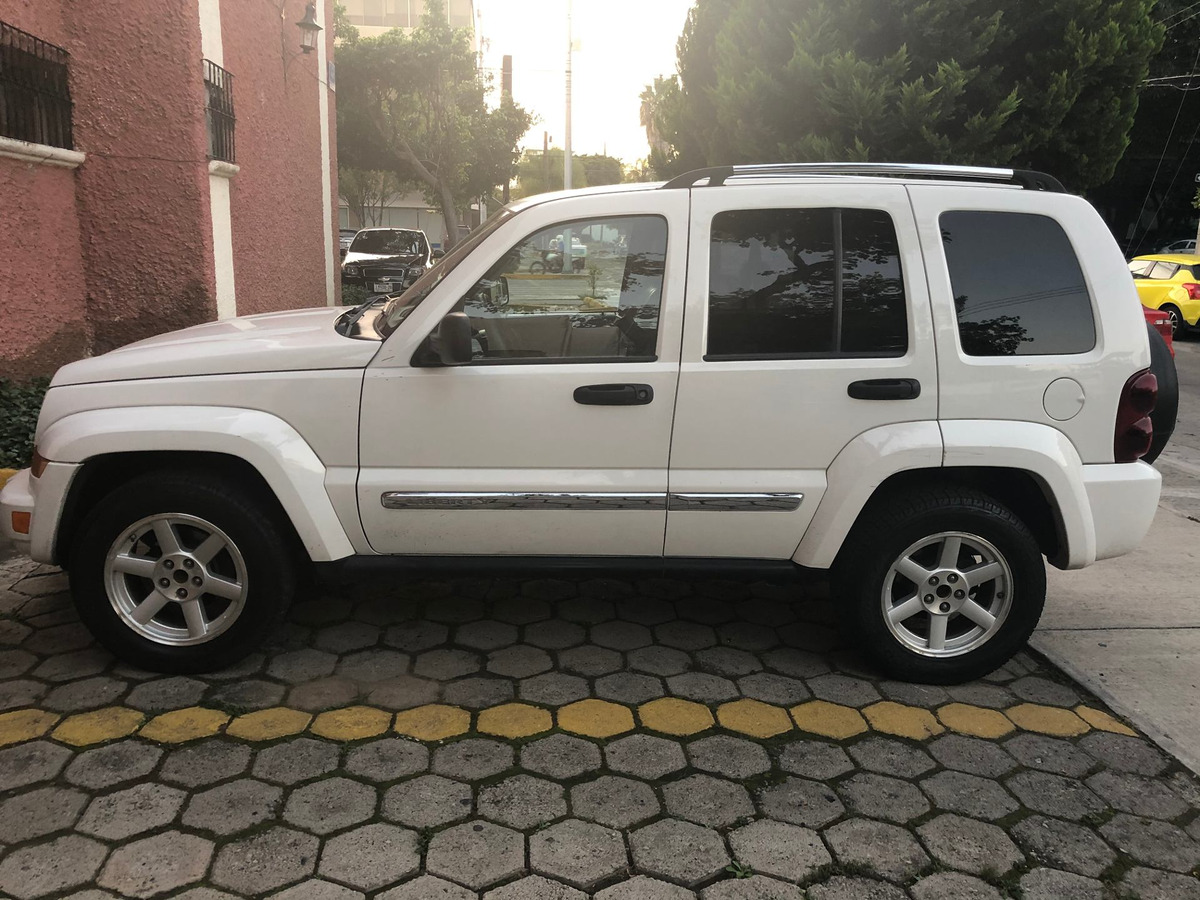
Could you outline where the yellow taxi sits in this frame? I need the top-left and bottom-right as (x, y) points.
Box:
(1128, 254), (1200, 336)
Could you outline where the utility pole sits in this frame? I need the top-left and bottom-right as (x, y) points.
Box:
(502, 55), (513, 205)
(564, 0), (573, 190)
(543, 131), (550, 191)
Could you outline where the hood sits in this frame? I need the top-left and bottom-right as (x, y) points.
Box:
(343, 250), (421, 267)
(53, 307), (379, 386)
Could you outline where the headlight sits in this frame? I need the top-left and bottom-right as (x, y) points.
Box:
(346, 265), (360, 276)
(405, 266), (425, 285)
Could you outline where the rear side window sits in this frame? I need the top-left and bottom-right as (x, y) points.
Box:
(940, 211), (1095, 357)
(1148, 261), (1179, 280)
(707, 208), (907, 359)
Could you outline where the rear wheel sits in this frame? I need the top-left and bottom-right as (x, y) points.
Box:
(1162, 303), (1185, 338)
(1145, 320), (1178, 464)
(833, 487), (1045, 684)
(69, 471), (295, 673)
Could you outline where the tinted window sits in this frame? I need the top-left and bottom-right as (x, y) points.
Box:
(454, 216), (667, 363)
(1148, 261), (1179, 280)
(941, 211), (1095, 357)
(707, 208), (906, 358)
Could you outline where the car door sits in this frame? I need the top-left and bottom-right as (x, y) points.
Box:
(665, 182), (937, 558)
(357, 189), (688, 556)
(1142, 260), (1180, 307)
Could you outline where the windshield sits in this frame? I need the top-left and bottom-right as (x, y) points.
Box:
(350, 229), (426, 256)
(377, 209), (514, 339)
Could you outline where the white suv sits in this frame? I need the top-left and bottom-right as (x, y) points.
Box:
(1, 163), (1162, 683)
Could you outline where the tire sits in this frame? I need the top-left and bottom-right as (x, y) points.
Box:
(832, 487), (1046, 684)
(1145, 320), (1178, 464)
(529, 261), (546, 274)
(68, 470), (295, 673)
(1162, 303), (1185, 338)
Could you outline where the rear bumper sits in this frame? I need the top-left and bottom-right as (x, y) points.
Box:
(1081, 461), (1161, 564)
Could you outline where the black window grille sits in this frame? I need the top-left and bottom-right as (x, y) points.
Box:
(0, 20), (73, 150)
(204, 59), (235, 164)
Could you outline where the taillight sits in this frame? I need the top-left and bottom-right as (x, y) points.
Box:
(1183, 282), (1200, 300)
(1114, 369), (1157, 462)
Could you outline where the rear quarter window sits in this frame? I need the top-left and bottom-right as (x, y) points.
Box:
(940, 210), (1096, 356)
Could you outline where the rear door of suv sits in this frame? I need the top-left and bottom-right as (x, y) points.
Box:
(665, 181), (938, 558)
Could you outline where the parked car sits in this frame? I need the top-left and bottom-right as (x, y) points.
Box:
(338, 228), (358, 259)
(1, 162), (1163, 684)
(1159, 238), (1196, 254)
(1128, 253), (1200, 336)
(341, 228), (433, 287)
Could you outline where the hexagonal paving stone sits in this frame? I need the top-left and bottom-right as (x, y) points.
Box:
(778, 739), (854, 780)
(434, 738), (515, 780)
(592, 620), (652, 650)
(98, 831), (214, 899)
(125, 676), (207, 712)
(605, 733), (687, 780)
(530, 818), (629, 890)
(0, 739), (70, 791)
(655, 621), (717, 651)
(909, 872), (1003, 900)
(378, 875), (475, 899)
(718, 621), (780, 651)
(287, 677), (359, 712)
(182, 778), (283, 835)
(663, 773), (754, 828)
(426, 820), (526, 890)
(729, 820), (831, 883)
(209, 678), (288, 711)
(594, 875), (696, 899)
(520, 672), (590, 705)
(253, 737), (339, 785)
(78, 782), (186, 840)
(596, 672), (665, 704)
(1100, 814), (1200, 873)
(479, 775), (566, 830)
(488, 645), (553, 678)
(1078, 731), (1168, 776)
(268, 649), (338, 683)
(159, 739), (251, 787)
(928, 735), (1017, 778)
(700, 875), (805, 899)
(0, 785), (88, 844)
(1004, 734), (1095, 778)
(1011, 815), (1116, 878)
(758, 777), (845, 828)
(314, 620), (382, 653)
(560, 645), (623, 676)
(384, 620), (450, 652)
(367, 675), (440, 711)
(921, 770), (1020, 820)
(572, 775), (662, 829)
(457, 619), (519, 650)
(666, 672), (739, 703)
(0, 833), (108, 900)
(1084, 769), (1191, 820)
(521, 733), (602, 780)
(65, 740), (163, 790)
(738, 672), (810, 706)
(345, 736), (429, 781)
(825, 818), (931, 882)
(1006, 771), (1104, 821)
(525, 619), (586, 650)
(318, 822), (419, 891)
(839, 773), (931, 823)
(484, 875), (587, 899)
(688, 734), (771, 779)
(917, 814), (1025, 876)
(1018, 868), (1104, 900)
(336, 649), (411, 683)
(1120, 867), (1200, 900)
(848, 736), (936, 778)
(415, 648), (482, 680)
(762, 647), (830, 679)
(809, 673), (881, 707)
(269, 879), (365, 899)
(211, 826), (320, 895)
(383, 774), (473, 828)
(631, 818), (731, 888)
(43, 676), (128, 712)
(695, 646), (762, 677)
(628, 645), (691, 676)
(284, 776), (377, 835)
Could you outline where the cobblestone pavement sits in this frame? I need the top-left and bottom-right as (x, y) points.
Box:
(1, 557), (1199, 900)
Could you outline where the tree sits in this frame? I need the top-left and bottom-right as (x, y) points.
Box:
(578, 154), (623, 187)
(646, 0), (1163, 190)
(336, 0), (531, 246)
(339, 167), (404, 228)
(512, 149), (588, 197)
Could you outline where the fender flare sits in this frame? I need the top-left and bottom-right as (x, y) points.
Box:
(39, 406), (355, 562)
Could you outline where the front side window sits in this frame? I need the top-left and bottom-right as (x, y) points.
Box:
(707, 208), (907, 359)
(941, 211), (1095, 357)
(1128, 260), (1152, 278)
(452, 215), (667, 363)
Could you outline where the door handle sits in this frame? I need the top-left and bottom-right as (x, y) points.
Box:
(573, 383), (654, 406)
(847, 378), (921, 400)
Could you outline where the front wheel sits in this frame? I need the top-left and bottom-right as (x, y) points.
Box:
(833, 488), (1045, 684)
(1162, 303), (1185, 338)
(69, 471), (295, 673)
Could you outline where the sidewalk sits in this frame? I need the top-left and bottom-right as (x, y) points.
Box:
(1038, 504), (1200, 776)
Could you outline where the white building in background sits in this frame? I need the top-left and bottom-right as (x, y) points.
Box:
(337, 0), (478, 248)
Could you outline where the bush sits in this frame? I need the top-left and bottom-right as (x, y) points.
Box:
(342, 284), (370, 306)
(0, 377), (50, 469)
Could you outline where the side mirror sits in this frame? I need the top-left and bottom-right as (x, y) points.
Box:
(419, 311), (472, 366)
(432, 248), (446, 260)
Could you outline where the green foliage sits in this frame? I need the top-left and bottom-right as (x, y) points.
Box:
(578, 154), (623, 187)
(0, 377), (49, 469)
(332, 3), (358, 44)
(512, 150), (622, 198)
(339, 167), (406, 228)
(336, 0), (532, 245)
(725, 861), (754, 879)
(341, 284), (370, 306)
(647, 0), (1164, 189)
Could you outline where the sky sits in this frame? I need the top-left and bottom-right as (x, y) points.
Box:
(474, 0), (695, 165)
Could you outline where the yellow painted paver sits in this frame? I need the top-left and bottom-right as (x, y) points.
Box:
(790, 700), (868, 740)
(717, 699), (793, 739)
(477, 703), (552, 739)
(52, 707), (144, 746)
(394, 704), (471, 741)
(936, 702), (1015, 739)
(1005, 703), (1090, 737)
(558, 699), (635, 738)
(0, 709), (60, 747)
(1075, 706), (1137, 737)
(863, 701), (945, 740)
(139, 707), (230, 743)
(226, 707), (312, 741)
(637, 698), (715, 736)
(310, 706), (391, 741)
(0, 469), (17, 491)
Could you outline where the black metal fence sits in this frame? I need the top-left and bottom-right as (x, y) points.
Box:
(203, 59), (235, 164)
(0, 20), (73, 150)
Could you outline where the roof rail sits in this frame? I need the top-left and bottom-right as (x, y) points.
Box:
(660, 163), (1066, 193)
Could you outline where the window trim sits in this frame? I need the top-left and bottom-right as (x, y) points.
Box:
(703, 206), (909, 362)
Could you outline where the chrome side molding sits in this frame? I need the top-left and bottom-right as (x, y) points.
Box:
(382, 491), (803, 513)
(667, 493), (802, 512)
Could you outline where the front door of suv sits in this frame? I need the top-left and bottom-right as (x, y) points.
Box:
(666, 182), (938, 558)
(357, 190), (689, 556)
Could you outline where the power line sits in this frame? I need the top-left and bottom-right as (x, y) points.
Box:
(1161, 0), (1200, 23)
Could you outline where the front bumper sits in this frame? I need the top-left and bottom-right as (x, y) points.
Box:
(1082, 461), (1162, 563)
(0, 462), (80, 563)
(0, 468), (33, 543)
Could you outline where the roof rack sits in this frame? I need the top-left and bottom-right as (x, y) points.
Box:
(660, 163), (1066, 193)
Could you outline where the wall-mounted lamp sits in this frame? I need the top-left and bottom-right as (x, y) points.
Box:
(297, 3), (322, 54)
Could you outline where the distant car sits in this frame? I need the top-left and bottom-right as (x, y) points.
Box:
(342, 228), (433, 290)
(338, 229), (358, 259)
(1159, 238), (1196, 255)
(1129, 254), (1200, 336)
